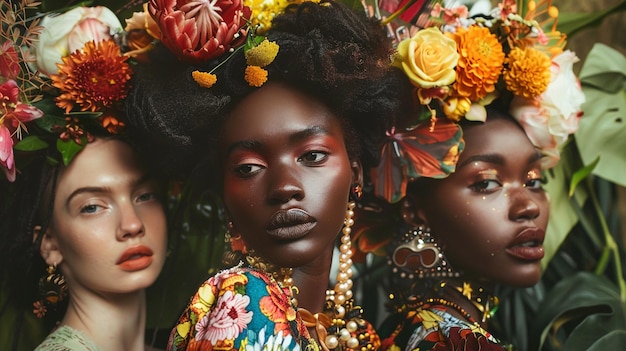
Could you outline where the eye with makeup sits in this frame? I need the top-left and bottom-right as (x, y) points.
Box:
(298, 150), (329, 166)
(468, 170), (500, 194)
(524, 169), (545, 190)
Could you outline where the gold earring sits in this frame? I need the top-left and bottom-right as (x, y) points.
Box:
(34, 264), (68, 318)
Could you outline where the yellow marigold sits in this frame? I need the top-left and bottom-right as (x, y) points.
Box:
(245, 39), (279, 67)
(192, 70), (217, 88)
(245, 66), (268, 87)
(449, 26), (504, 101)
(503, 47), (551, 98)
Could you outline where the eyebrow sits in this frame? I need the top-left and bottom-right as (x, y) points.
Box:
(65, 174), (153, 206)
(225, 125), (331, 154)
(457, 150), (543, 169)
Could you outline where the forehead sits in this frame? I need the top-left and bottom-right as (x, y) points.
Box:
(54, 139), (143, 194)
(221, 83), (343, 142)
(459, 117), (533, 161)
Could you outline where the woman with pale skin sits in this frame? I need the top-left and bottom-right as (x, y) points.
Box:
(1, 137), (168, 351)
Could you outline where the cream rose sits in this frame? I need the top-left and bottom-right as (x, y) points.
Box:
(510, 96), (560, 168)
(33, 6), (123, 75)
(393, 27), (459, 89)
(540, 50), (586, 146)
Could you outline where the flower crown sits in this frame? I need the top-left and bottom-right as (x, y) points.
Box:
(0, 0), (310, 183)
(0, 3), (138, 182)
(370, 0), (586, 203)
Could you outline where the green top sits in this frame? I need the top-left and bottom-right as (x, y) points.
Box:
(34, 325), (99, 351)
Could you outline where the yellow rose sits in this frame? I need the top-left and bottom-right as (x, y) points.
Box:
(393, 27), (459, 89)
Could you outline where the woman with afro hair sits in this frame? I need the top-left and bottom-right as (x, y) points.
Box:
(124, 1), (406, 350)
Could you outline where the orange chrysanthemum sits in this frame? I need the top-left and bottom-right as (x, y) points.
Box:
(244, 66), (268, 87)
(503, 47), (551, 98)
(52, 40), (132, 113)
(450, 26), (504, 101)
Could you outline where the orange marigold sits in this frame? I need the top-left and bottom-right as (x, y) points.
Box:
(52, 40), (132, 113)
(503, 47), (551, 98)
(450, 26), (504, 101)
(192, 70), (217, 88)
(244, 66), (268, 87)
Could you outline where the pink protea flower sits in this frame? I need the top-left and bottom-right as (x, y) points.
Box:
(149, 0), (251, 64)
(0, 80), (44, 182)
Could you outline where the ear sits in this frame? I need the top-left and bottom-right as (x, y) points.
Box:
(350, 160), (363, 187)
(34, 226), (64, 266)
(400, 194), (429, 228)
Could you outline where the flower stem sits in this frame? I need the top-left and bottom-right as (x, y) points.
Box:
(381, 0), (419, 26)
(587, 177), (626, 301)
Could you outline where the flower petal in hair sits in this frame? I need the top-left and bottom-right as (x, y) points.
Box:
(371, 118), (465, 203)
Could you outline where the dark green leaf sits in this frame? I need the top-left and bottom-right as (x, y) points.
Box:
(13, 136), (48, 151)
(34, 113), (66, 133)
(56, 138), (86, 166)
(531, 272), (626, 351)
(569, 157), (600, 197)
(559, 1), (626, 38)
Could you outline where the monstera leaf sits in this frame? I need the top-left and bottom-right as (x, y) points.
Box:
(531, 272), (626, 351)
(575, 43), (626, 187)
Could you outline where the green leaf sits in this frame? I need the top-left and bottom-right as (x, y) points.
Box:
(568, 156), (600, 197)
(531, 272), (626, 351)
(34, 113), (66, 133)
(56, 138), (86, 166)
(13, 136), (48, 151)
(558, 1), (626, 38)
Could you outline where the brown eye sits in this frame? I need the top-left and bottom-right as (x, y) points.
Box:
(469, 179), (500, 193)
(235, 164), (263, 177)
(298, 151), (328, 165)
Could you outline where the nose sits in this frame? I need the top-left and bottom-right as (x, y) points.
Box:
(267, 163), (304, 205)
(117, 202), (145, 240)
(507, 187), (540, 222)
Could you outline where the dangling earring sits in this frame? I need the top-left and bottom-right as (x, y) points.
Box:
(222, 221), (248, 266)
(390, 225), (459, 279)
(350, 183), (362, 201)
(34, 264), (68, 318)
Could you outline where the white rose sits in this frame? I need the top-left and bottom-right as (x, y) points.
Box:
(540, 50), (586, 146)
(33, 6), (122, 75)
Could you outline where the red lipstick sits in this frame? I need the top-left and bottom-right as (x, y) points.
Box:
(116, 245), (153, 272)
(506, 228), (545, 261)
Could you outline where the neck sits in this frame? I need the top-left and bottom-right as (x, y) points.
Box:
(61, 289), (147, 351)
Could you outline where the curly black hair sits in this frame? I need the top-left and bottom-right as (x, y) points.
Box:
(124, 0), (406, 183)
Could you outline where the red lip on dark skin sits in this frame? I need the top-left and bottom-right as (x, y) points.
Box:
(505, 228), (545, 261)
(116, 245), (153, 272)
(266, 208), (317, 240)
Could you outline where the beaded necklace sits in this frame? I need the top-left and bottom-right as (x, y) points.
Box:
(246, 202), (379, 351)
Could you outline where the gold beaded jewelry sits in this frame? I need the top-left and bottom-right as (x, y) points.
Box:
(246, 201), (379, 351)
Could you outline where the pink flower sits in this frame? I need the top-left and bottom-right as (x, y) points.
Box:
(149, 0), (251, 64)
(510, 97), (560, 168)
(33, 6), (123, 75)
(0, 41), (20, 79)
(195, 290), (253, 344)
(0, 125), (16, 181)
(0, 80), (44, 182)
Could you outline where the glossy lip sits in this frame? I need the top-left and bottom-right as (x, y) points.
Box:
(116, 245), (154, 272)
(505, 227), (546, 261)
(266, 208), (317, 240)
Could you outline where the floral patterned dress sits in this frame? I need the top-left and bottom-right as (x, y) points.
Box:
(379, 306), (506, 351)
(168, 265), (317, 351)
